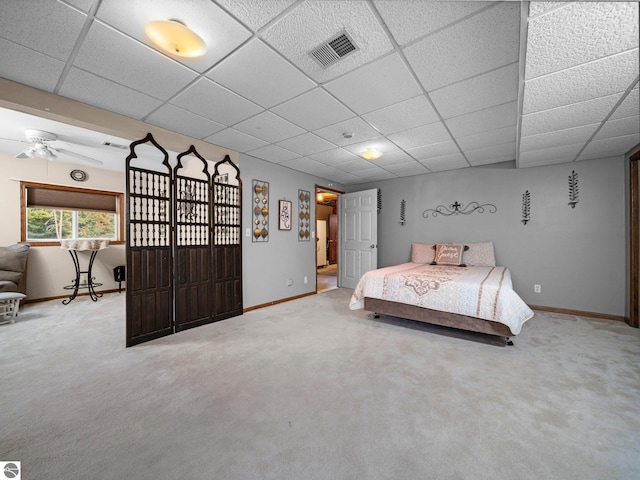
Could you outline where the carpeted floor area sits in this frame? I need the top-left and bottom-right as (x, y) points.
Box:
(1, 289), (639, 480)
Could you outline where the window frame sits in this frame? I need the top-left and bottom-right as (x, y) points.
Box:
(20, 181), (124, 246)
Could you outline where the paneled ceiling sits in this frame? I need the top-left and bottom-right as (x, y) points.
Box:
(0, 0), (638, 184)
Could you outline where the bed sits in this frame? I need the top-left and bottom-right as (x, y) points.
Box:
(349, 242), (534, 342)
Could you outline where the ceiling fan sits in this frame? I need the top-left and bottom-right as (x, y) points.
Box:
(3, 129), (103, 165)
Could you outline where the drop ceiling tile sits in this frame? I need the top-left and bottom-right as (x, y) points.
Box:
(276, 133), (335, 156)
(403, 2), (520, 91)
(272, 88), (354, 131)
(170, 78), (263, 126)
(233, 111), (305, 143)
(465, 142), (516, 166)
(518, 143), (583, 166)
(388, 122), (451, 150)
(383, 162), (429, 176)
(343, 138), (399, 158)
(362, 95), (439, 135)
(526, 2), (639, 80)
(0, 38), (65, 92)
(336, 159), (379, 173)
(522, 49), (640, 114)
(528, 2), (565, 18)
(73, 21), (198, 100)
(313, 117), (380, 146)
(246, 144), (299, 164)
(520, 91), (624, 137)
(354, 169), (398, 181)
(429, 63), (519, 119)
(457, 126), (516, 152)
(419, 153), (469, 172)
(59, 68), (163, 120)
(96, 0), (251, 73)
(324, 53), (422, 115)
(309, 148), (360, 166)
(610, 87), (639, 120)
(374, 0), (490, 46)
(579, 133), (640, 159)
(373, 150), (417, 167)
(204, 128), (268, 152)
(208, 39), (315, 109)
(520, 124), (598, 153)
(406, 140), (460, 162)
(261, 0), (394, 83)
(216, 0), (297, 32)
(445, 102), (517, 138)
(336, 173), (367, 185)
(146, 104), (226, 139)
(0, 0), (86, 61)
(66, 0), (94, 12)
(594, 115), (640, 141)
(304, 164), (346, 179)
(279, 156), (325, 171)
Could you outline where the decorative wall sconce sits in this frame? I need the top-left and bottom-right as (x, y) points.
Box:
(522, 190), (531, 225)
(568, 170), (579, 208)
(422, 200), (497, 218)
(400, 199), (406, 226)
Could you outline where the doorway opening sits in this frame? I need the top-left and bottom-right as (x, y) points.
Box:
(316, 185), (343, 293)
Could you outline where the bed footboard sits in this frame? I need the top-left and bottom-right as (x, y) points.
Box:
(364, 297), (514, 337)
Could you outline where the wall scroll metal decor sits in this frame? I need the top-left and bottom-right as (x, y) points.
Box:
(522, 190), (531, 225)
(298, 190), (310, 241)
(568, 170), (579, 208)
(252, 180), (269, 242)
(400, 199), (406, 226)
(422, 200), (497, 218)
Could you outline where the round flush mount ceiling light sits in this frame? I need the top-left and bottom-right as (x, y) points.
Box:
(361, 148), (383, 161)
(145, 19), (206, 58)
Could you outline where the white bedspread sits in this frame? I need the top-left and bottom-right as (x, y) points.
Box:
(349, 263), (534, 335)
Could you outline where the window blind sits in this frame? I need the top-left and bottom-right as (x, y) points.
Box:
(26, 186), (118, 213)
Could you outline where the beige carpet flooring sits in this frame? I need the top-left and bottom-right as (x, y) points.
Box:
(1, 289), (639, 480)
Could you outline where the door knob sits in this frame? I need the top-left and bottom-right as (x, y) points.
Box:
(370, 244), (376, 248)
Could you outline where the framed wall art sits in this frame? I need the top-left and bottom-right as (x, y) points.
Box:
(279, 199), (292, 230)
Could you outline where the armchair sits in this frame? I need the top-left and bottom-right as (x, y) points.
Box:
(0, 243), (30, 295)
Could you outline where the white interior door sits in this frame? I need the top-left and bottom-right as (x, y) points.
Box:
(338, 189), (378, 289)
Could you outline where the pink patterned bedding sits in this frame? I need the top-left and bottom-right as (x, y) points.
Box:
(349, 262), (534, 335)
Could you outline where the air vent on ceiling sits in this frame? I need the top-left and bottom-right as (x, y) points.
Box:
(310, 31), (358, 68)
(101, 141), (128, 150)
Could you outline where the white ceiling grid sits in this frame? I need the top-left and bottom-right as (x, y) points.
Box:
(0, 0), (637, 182)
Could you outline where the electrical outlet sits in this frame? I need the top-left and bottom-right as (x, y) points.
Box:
(534, 284), (541, 293)
(286, 278), (293, 287)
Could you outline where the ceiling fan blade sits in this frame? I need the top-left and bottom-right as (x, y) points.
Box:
(57, 148), (104, 165)
(15, 151), (29, 159)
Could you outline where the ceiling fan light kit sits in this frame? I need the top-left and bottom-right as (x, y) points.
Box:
(145, 19), (206, 58)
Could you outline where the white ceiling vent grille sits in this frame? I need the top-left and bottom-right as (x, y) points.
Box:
(310, 31), (358, 68)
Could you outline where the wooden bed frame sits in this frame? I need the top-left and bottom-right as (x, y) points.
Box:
(364, 297), (514, 340)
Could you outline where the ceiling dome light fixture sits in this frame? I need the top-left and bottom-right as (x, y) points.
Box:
(145, 19), (206, 58)
(361, 148), (383, 161)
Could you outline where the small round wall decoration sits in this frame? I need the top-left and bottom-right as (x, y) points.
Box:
(70, 169), (88, 182)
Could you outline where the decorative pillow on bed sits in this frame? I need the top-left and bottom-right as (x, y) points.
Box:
(463, 241), (496, 267)
(432, 244), (468, 266)
(411, 243), (436, 264)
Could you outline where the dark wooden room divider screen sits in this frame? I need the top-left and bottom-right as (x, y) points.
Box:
(125, 134), (242, 347)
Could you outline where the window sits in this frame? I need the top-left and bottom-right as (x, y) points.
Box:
(21, 182), (124, 245)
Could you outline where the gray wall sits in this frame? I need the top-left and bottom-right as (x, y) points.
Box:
(352, 157), (626, 317)
(240, 154), (344, 308)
